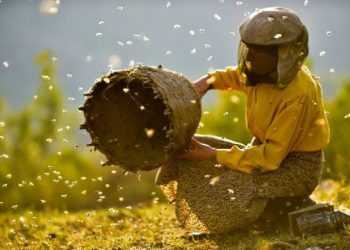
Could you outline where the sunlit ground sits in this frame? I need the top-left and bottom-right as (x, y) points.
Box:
(0, 179), (349, 250)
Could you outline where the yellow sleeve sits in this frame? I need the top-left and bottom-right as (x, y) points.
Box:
(208, 66), (247, 93)
(216, 94), (313, 173)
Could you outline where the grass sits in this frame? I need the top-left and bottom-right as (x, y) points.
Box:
(1, 180), (350, 250)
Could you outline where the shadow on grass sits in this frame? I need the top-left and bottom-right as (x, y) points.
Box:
(184, 223), (350, 250)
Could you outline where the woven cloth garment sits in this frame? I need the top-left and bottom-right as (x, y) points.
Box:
(156, 135), (324, 234)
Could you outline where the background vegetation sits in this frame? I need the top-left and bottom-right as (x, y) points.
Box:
(1, 51), (350, 212)
(1, 50), (350, 249)
(0, 51), (162, 212)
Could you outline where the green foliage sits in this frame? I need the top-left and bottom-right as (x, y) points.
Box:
(323, 80), (350, 180)
(197, 91), (251, 144)
(312, 179), (350, 208)
(0, 50), (161, 211)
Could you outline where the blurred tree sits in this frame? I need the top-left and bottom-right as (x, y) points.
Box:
(198, 91), (251, 145)
(323, 80), (350, 180)
(0, 50), (161, 211)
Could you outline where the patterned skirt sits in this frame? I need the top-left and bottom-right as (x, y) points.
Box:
(155, 135), (324, 234)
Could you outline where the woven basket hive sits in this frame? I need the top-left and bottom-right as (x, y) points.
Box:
(80, 65), (201, 172)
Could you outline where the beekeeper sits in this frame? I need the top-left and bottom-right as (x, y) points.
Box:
(183, 7), (329, 180)
(181, 6), (330, 225)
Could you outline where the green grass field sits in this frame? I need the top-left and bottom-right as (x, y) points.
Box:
(1, 180), (350, 250)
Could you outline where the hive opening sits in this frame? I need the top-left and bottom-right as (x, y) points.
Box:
(81, 66), (201, 171)
(86, 76), (170, 171)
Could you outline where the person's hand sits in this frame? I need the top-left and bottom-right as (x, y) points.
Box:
(179, 138), (217, 161)
(194, 76), (213, 98)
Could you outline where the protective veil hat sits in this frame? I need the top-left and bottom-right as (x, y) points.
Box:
(238, 7), (309, 88)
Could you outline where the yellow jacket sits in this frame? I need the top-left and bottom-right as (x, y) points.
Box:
(208, 65), (330, 173)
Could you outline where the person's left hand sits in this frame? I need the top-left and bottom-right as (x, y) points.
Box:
(179, 137), (217, 161)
